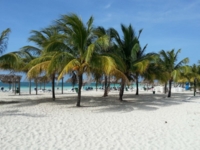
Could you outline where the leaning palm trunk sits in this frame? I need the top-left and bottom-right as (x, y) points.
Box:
(119, 78), (125, 101)
(77, 74), (83, 107)
(167, 79), (172, 97)
(52, 74), (56, 100)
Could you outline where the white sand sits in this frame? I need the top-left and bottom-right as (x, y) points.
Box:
(0, 90), (200, 150)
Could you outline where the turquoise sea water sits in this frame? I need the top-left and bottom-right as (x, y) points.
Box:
(0, 81), (126, 93)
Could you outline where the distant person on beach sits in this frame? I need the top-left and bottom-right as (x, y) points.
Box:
(1, 87), (4, 91)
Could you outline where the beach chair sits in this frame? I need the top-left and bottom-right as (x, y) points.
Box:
(75, 88), (78, 94)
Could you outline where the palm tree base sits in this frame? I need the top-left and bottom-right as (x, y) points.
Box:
(76, 104), (81, 107)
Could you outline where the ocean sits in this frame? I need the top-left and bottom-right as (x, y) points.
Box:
(0, 81), (125, 93)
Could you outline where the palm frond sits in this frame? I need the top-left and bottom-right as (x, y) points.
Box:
(174, 57), (189, 69)
(84, 43), (95, 63)
(58, 59), (80, 80)
(133, 60), (149, 74)
(20, 46), (42, 56)
(48, 52), (74, 74)
(27, 61), (50, 78)
(0, 28), (11, 54)
(0, 52), (22, 70)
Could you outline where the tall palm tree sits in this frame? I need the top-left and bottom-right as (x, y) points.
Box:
(131, 44), (158, 95)
(25, 27), (63, 99)
(159, 49), (189, 97)
(111, 24), (139, 100)
(0, 28), (11, 55)
(112, 25), (155, 100)
(93, 26), (125, 97)
(0, 28), (40, 94)
(48, 14), (126, 106)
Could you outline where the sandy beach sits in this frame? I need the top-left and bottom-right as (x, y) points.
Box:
(0, 90), (200, 150)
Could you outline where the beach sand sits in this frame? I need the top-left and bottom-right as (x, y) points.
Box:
(0, 90), (200, 150)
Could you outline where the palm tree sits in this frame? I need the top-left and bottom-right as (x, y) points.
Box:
(0, 28), (41, 94)
(0, 28), (11, 55)
(93, 26), (125, 97)
(48, 14), (126, 106)
(191, 63), (200, 96)
(186, 64), (200, 96)
(93, 26), (111, 97)
(112, 25), (155, 100)
(178, 64), (200, 96)
(111, 24), (139, 100)
(159, 49), (189, 97)
(131, 44), (158, 95)
(25, 27), (63, 99)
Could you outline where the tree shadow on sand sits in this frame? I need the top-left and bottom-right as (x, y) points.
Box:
(85, 92), (195, 113)
(0, 101), (20, 104)
(0, 109), (46, 117)
(0, 92), (194, 113)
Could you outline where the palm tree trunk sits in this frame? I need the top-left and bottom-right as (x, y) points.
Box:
(77, 74), (83, 107)
(103, 75), (110, 97)
(136, 76), (139, 95)
(119, 78), (125, 101)
(29, 79), (31, 95)
(96, 82), (98, 91)
(35, 79), (38, 95)
(194, 78), (196, 96)
(61, 77), (64, 94)
(167, 79), (172, 97)
(52, 74), (55, 100)
(164, 83), (167, 94)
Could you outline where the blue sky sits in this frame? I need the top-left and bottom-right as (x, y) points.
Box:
(1, 0), (200, 66)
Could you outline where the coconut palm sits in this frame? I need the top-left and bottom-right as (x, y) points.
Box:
(159, 49), (189, 97)
(25, 27), (65, 99)
(0, 28), (11, 55)
(111, 25), (155, 100)
(131, 44), (158, 95)
(93, 26), (111, 96)
(110, 24), (140, 100)
(93, 26), (125, 96)
(0, 28), (40, 94)
(178, 64), (200, 96)
(47, 14), (126, 106)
